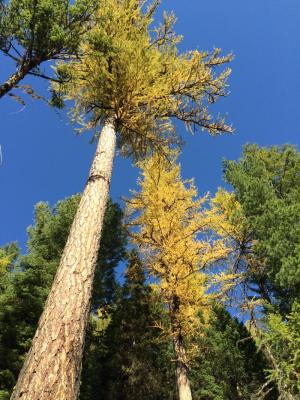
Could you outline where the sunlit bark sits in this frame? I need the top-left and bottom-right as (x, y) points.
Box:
(11, 119), (116, 400)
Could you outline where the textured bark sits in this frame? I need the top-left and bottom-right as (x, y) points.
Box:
(174, 335), (193, 400)
(0, 61), (37, 99)
(11, 119), (117, 400)
(170, 294), (193, 400)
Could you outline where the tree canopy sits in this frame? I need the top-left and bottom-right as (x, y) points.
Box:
(54, 0), (233, 156)
(224, 144), (300, 312)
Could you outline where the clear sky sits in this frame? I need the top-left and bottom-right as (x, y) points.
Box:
(0, 0), (299, 251)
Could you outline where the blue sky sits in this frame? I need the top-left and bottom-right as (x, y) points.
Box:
(0, 0), (299, 251)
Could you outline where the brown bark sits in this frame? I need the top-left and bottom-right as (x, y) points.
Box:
(11, 118), (117, 400)
(174, 335), (193, 400)
(0, 61), (37, 99)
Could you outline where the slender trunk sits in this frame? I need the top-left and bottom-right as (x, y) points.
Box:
(170, 295), (193, 400)
(0, 62), (35, 99)
(11, 118), (117, 400)
(173, 335), (193, 400)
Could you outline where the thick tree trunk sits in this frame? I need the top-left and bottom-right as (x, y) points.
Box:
(174, 335), (193, 400)
(11, 118), (117, 400)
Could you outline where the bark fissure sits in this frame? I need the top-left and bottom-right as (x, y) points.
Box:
(11, 118), (117, 400)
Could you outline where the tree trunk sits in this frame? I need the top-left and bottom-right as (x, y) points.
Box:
(0, 63), (34, 99)
(11, 118), (117, 400)
(174, 335), (193, 400)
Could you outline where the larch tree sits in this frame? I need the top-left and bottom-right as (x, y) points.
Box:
(0, 0), (97, 101)
(126, 151), (234, 400)
(11, 1), (232, 399)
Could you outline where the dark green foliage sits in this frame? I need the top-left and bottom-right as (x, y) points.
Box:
(0, 195), (126, 396)
(92, 199), (127, 308)
(0, 0), (97, 100)
(224, 144), (300, 312)
(0, 243), (19, 400)
(80, 250), (172, 400)
(191, 306), (274, 400)
(111, 250), (170, 400)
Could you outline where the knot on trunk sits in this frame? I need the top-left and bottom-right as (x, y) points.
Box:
(87, 173), (110, 184)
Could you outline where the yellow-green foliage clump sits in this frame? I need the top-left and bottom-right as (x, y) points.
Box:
(54, 0), (232, 157)
(0, 250), (13, 275)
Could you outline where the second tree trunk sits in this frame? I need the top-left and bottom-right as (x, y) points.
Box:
(11, 119), (117, 400)
(174, 335), (193, 400)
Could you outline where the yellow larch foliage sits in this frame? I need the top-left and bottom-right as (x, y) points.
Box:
(209, 188), (253, 289)
(0, 249), (12, 275)
(127, 150), (234, 361)
(54, 0), (232, 157)
(210, 188), (249, 243)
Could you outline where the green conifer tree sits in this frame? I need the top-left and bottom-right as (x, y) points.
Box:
(110, 250), (167, 400)
(223, 144), (300, 312)
(191, 306), (274, 400)
(0, 0), (97, 100)
(220, 144), (300, 398)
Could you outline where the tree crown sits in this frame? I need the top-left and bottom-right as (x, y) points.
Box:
(54, 0), (233, 157)
(126, 150), (235, 360)
(223, 144), (300, 310)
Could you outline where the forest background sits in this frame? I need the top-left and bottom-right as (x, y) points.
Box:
(0, 0), (300, 399)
